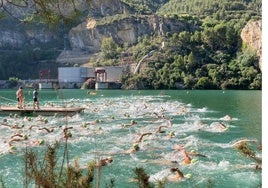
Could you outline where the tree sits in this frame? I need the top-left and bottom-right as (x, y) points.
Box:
(0, 0), (86, 25)
(7, 77), (21, 88)
(186, 52), (197, 71)
(194, 76), (216, 89)
(101, 37), (120, 59)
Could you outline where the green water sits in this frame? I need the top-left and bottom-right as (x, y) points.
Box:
(0, 89), (262, 187)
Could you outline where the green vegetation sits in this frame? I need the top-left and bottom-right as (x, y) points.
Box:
(117, 0), (262, 89)
(23, 142), (96, 188)
(0, 47), (60, 80)
(121, 0), (168, 14)
(0, 0), (262, 89)
(123, 29), (261, 89)
(7, 77), (22, 88)
(157, 0), (261, 20)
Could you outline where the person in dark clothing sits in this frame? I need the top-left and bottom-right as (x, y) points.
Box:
(33, 88), (39, 109)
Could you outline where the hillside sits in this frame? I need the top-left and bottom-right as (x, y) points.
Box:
(0, 0), (262, 90)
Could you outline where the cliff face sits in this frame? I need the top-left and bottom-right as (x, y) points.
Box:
(86, 0), (133, 17)
(0, 1), (262, 69)
(0, 22), (57, 49)
(241, 20), (262, 71)
(0, 30), (25, 48)
(0, 0), (129, 50)
(68, 15), (194, 53)
(2, 0), (194, 63)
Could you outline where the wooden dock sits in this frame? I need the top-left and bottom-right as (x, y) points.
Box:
(0, 106), (85, 116)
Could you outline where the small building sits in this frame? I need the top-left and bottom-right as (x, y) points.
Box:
(97, 66), (124, 82)
(58, 67), (95, 89)
(95, 66), (124, 89)
(57, 66), (125, 89)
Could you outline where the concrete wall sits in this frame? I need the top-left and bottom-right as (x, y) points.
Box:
(57, 66), (126, 89)
(96, 66), (124, 82)
(58, 67), (87, 82)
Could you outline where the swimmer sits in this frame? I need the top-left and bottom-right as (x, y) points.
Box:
(188, 150), (206, 158)
(168, 167), (184, 181)
(10, 133), (24, 139)
(182, 149), (192, 164)
(167, 131), (175, 139)
(217, 122), (228, 130)
(0, 122), (9, 127)
(173, 145), (206, 158)
(232, 139), (261, 165)
(121, 120), (137, 128)
(177, 106), (189, 115)
(5, 123), (24, 129)
(221, 115), (232, 121)
(39, 127), (54, 133)
(123, 143), (140, 154)
(232, 139), (257, 148)
(95, 157), (113, 167)
(6, 137), (25, 146)
(204, 122), (227, 132)
(170, 146), (194, 164)
(28, 125), (38, 130)
(23, 116), (32, 122)
(152, 112), (165, 119)
(31, 139), (45, 146)
(135, 132), (152, 143)
(81, 119), (100, 127)
(155, 125), (169, 133)
(36, 115), (48, 123)
(164, 146), (194, 165)
(63, 127), (73, 138)
(173, 144), (184, 151)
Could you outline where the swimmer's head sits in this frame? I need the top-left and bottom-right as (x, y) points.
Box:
(168, 131), (175, 137)
(185, 173), (192, 178)
(133, 143), (140, 150)
(39, 139), (45, 145)
(106, 156), (113, 163)
(191, 158), (198, 164)
(170, 167), (178, 172)
(190, 150), (196, 154)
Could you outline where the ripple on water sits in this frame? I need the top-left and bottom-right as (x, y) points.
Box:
(0, 92), (261, 188)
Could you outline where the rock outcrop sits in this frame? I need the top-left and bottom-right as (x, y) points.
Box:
(68, 15), (196, 52)
(241, 20), (262, 71)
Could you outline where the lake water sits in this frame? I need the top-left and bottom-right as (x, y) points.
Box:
(0, 89), (262, 187)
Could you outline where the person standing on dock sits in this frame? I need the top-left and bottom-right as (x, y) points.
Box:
(16, 86), (24, 109)
(33, 88), (39, 109)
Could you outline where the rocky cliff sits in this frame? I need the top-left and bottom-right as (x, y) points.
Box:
(241, 20), (262, 71)
(0, 1), (262, 70)
(0, 20), (57, 49)
(68, 15), (194, 53)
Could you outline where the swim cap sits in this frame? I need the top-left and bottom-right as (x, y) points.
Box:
(191, 158), (198, 164)
(39, 139), (45, 145)
(82, 122), (87, 127)
(190, 150), (196, 153)
(185, 173), (192, 178)
(10, 145), (16, 150)
(133, 143), (139, 150)
(169, 131), (175, 136)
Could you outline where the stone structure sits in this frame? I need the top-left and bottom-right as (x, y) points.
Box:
(241, 20), (262, 71)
